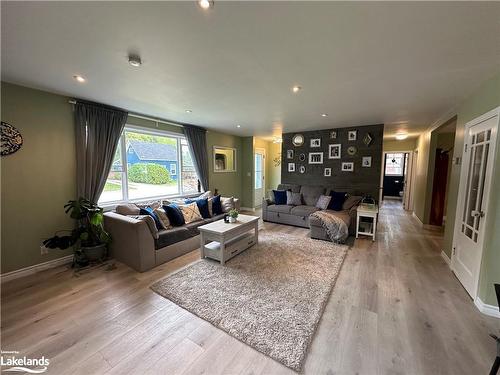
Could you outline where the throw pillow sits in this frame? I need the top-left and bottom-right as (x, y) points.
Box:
(286, 191), (302, 206)
(116, 203), (140, 216)
(221, 197), (235, 213)
(179, 202), (202, 224)
(198, 191), (214, 199)
(273, 190), (287, 205)
(139, 207), (163, 230)
(185, 198), (211, 219)
(127, 215), (159, 239)
(328, 191), (347, 211)
(316, 195), (332, 210)
(163, 204), (185, 226)
(153, 207), (171, 230)
(136, 200), (161, 210)
(342, 195), (363, 210)
(212, 195), (223, 215)
(207, 197), (214, 216)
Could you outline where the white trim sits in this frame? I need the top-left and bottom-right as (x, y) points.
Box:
(426, 107), (458, 134)
(412, 211), (424, 226)
(474, 297), (500, 319)
(440, 250), (451, 267)
(1, 255), (73, 283)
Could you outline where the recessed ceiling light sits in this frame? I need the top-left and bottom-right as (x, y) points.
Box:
(185, 110), (192, 113)
(395, 133), (408, 140)
(236, 125), (241, 128)
(292, 85), (302, 93)
(321, 113), (328, 117)
(198, 0), (214, 9)
(128, 55), (142, 67)
(73, 75), (86, 83)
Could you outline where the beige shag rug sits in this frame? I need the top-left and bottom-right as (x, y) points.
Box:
(150, 231), (348, 372)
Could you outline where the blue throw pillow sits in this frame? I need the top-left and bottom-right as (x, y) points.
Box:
(185, 198), (211, 219)
(139, 207), (163, 230)
(273, 190), (287, 205)
(212, 195), (223, 215)
(328, 191), (347, 211)
(163, 204), (185, 226)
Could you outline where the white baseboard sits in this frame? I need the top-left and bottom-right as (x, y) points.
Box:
(412, 212), (424, 226)
(1, 255), (73, 283)
(440, 250), (451, 267)
(474, 297), (500, 318)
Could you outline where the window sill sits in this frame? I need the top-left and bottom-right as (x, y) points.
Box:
(100, 192), (202, 212)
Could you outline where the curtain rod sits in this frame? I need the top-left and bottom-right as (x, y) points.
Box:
(68, 99), (184, 128)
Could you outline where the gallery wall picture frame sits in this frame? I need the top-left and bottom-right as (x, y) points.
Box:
(328, 144), (341, 159)
(362, 156), (372, 167)
(324, 168), (332, 177)
(299, 153), (306, 162)
(299, 165), (306, 174)
(292, 134), (304, 146)
(363, 133), (373, 146)
(348, 130), (357, 141)
(288, 162), (296, 172)
(330, 130), (337, 139)
(341, 162), (354, 172)
(310, 138), (321, 148)
(286, 149), (294, 159)
(308, 152), (324, 164)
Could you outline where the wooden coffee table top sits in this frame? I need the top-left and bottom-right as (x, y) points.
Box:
(198, 214), (259, 235)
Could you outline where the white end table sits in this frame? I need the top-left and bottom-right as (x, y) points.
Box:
(356, 204), (379, 241)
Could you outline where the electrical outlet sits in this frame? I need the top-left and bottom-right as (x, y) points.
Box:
(40, 244), (49, 255)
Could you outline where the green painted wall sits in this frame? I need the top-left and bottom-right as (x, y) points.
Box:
(1, 82), (76, 273)
(441, 72), (500, 306)
(383, 138), (417, 152)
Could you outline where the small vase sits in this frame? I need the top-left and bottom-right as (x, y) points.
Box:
(229, 216), (236, 223)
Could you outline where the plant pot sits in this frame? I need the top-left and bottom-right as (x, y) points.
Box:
(229, 216), (237, 223)
(81, 243), (106, 261)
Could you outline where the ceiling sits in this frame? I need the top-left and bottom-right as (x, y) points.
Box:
(2, 2), (500, 140)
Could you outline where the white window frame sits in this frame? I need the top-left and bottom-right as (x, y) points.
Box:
(99, 124), (201, 208)
(169, 163), (177, 176)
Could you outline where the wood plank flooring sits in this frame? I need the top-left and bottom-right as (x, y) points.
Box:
(1, 200), (499, 374)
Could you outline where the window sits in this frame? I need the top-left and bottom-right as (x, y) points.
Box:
(385, 153), (405, 176)
(99, 126), (201, 204)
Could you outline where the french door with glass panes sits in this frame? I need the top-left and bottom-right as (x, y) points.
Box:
(452, 107), (499, 299)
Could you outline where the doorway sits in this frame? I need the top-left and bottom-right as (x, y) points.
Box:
(382, 152), (408, 202)
(452, 107), (499, 299)
(254, 148), (265, 208)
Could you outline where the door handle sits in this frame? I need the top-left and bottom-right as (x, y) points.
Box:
(471, 210), (485, 218)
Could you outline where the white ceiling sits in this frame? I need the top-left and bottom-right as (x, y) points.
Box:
(2, 2), (500, 139)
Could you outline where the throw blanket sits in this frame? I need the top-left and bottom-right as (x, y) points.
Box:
(310, 211), (349, 243)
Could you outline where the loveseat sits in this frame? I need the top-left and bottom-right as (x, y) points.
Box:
(104, 195), (240, 272)
(262, 183), (362, 240)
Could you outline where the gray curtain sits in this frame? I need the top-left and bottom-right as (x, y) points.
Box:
(183, 124), (209, 192)
(74, 101), (128, 203)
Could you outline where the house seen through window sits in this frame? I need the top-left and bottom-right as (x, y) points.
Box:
(99, 127), (200, 204)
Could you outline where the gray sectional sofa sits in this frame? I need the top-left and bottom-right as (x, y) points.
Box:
(262, 183), (362, 240)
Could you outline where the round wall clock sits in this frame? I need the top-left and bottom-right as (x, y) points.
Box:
(1, 121), (23, 156)
(347, 146), (357, 156)
(292, 134), (304, 147)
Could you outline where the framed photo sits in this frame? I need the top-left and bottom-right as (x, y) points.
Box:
(286, 149), (294, 159)
(288, 162), (295, 172)
(328, 144), (341, 159)
(299, 153), (306, 162)
(348, 130), (357, 141)
(362, 156), (372, 167)
(324, 168), (331, 177)
(310, 138), (321, 148)
(341, 162), (354, 172)
(308, 152), (323, 164)
(330, 130), (337, 139)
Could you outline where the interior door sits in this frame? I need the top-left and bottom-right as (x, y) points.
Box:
(452, 110), (498, 299)
(254, 149), (265, 208)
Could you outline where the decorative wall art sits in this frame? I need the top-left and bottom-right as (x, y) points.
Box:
(362, 156), (372, 167)
(329, 130), (337, 139)
(363, 133), (373, 146)
(1, 121), (23, 156)
(299, 153), (306, 162)
(286, 150), (294, 159)
(348, 130), (357, 141)
(273, 154), (282, 167)
(310, 138), (321, 148)
(292, 134), (304, 146)
(308, 152), (323, 164)
(324, 168), (331, 177)
(299, 165), (306, 174)
(341, 162), (354, 172)
(347, 145), (357, 156)
(288, 162), (296, 172)
(328, 144), (341, 159)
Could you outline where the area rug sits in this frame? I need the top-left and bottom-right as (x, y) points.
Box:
(150, 231), (348, 372)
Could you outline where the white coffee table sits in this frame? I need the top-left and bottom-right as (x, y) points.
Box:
(199, 214), (259, 265)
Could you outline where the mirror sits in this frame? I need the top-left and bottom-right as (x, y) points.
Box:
(213, 146), (237, 172)
(292, 134), (304, 147)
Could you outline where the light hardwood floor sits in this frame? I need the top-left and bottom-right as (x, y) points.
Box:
(1, 201), (499, 374)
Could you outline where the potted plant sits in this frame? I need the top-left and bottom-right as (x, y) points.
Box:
(43, 197), (111, 267)
(228, 209), (239, 223)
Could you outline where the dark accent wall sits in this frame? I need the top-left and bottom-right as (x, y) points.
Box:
(281, 124), (384, 201)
